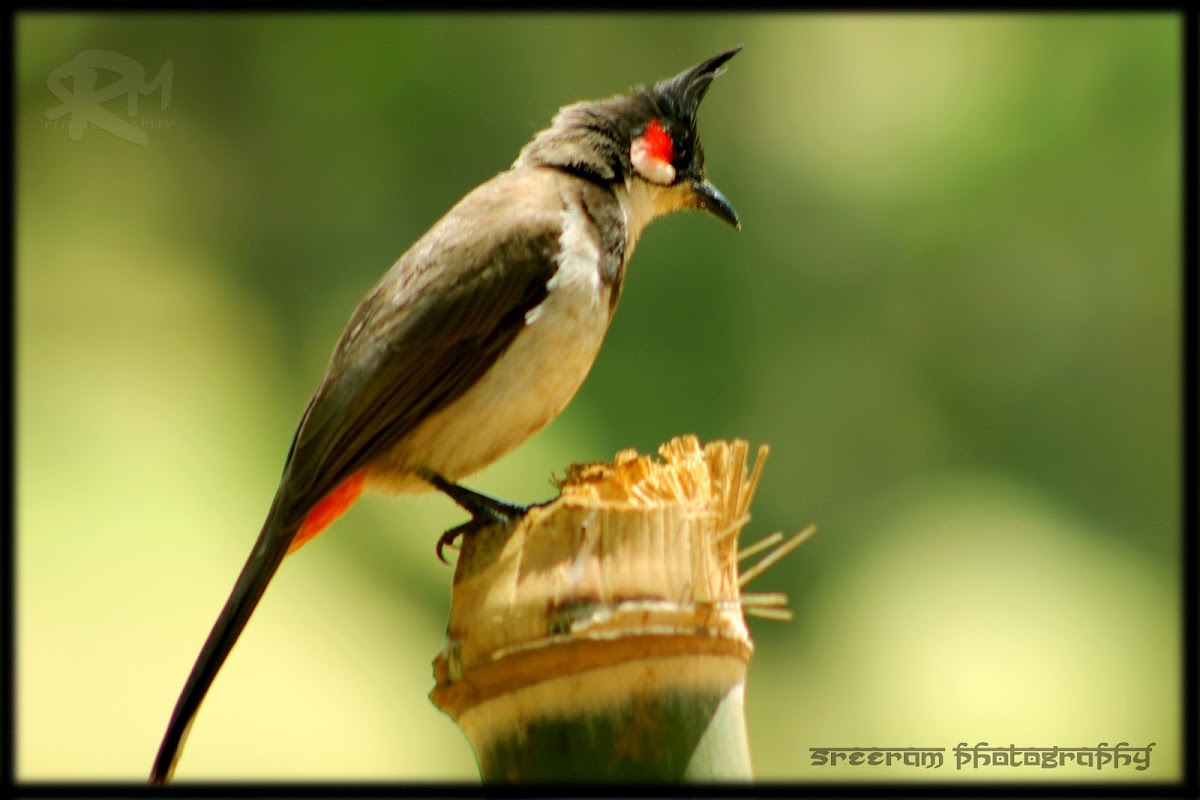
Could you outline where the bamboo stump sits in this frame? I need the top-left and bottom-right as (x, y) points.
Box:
(429, 435), (812, 782)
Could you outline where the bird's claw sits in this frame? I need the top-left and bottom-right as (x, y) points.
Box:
(433, 502), (533, 565)
(435, 521), (473, 565)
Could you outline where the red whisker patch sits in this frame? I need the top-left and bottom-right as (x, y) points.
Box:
(642, 118), (674, 164)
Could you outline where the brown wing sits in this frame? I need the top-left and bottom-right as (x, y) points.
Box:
(271, 169), (568, 525)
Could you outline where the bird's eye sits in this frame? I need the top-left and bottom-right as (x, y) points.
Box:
(630, 118), (677, 185)
(673, 141), (691, 170)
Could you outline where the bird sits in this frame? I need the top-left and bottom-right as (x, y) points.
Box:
(150, 45), (741, 783)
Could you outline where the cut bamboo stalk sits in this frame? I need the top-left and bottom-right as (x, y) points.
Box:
(429, 435), (812, 782)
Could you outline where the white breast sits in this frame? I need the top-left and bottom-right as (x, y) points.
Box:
(369, 193), (614, 493)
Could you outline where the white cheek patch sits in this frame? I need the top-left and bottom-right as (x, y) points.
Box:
(630, 137), (677, 186)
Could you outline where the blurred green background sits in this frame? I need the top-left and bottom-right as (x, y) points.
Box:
(15, 12), (1182, 783)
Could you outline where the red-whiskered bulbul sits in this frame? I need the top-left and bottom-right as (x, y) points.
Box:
(150, 46), (741, 783)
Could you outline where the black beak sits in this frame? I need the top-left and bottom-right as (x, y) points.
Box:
(692, 178), (740, 230)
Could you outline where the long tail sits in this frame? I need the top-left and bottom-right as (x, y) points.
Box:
(149, 470), (364, 783)
(149, 504), (297, 784)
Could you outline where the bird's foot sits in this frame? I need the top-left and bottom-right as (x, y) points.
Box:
(435, 519), (480, 565)
(424, 471), (530, 564)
